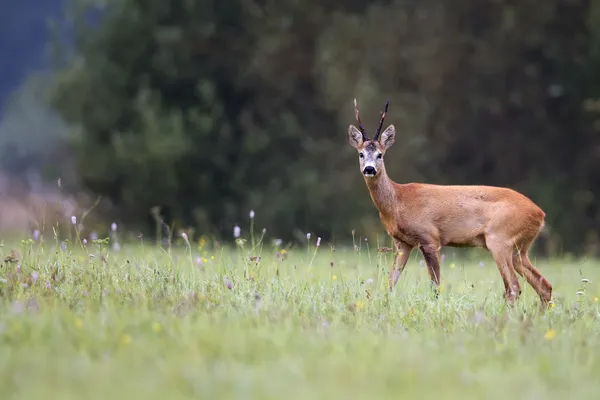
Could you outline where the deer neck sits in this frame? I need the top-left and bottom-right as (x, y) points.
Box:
(364, 167), (398, 217)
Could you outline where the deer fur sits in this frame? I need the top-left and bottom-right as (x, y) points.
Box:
(348, 99), (552, 308)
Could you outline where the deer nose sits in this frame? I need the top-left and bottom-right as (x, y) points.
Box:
(363, 166), (376, 176)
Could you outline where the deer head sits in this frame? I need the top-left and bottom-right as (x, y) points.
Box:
(347, 99), (395, 178)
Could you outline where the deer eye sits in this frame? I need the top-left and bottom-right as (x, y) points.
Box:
(359, 153), (364, 158)
(377, 153), (383, 159)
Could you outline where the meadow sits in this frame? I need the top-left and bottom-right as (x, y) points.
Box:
(0, 227), (599, 400)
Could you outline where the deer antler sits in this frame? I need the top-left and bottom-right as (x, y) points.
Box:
(353, 98), (369, 141)
(373, 100), (389, 141)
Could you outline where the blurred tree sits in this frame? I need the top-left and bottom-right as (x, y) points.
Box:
(48, 0), (600, 254)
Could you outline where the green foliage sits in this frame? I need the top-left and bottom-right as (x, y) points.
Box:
(47, 0), (600, 253)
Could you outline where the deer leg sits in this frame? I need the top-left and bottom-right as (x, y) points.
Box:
(513, 247), (552, 308)
(419, 243), (441, 299)
(488, 242), (521, 306)
(388, 239), (413, 291)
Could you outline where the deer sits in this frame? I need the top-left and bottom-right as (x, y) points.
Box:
(347, 98), (553, 308)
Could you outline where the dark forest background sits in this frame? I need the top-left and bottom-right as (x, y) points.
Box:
(2, 0), (600, 256)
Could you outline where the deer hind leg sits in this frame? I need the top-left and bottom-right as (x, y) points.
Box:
(388, 239), (414, 291)
(487, 240), (521, 306)
(512, 242), (552, 308)
(419, 243), (441, 299)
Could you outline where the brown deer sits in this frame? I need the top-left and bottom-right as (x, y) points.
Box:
(348, 99), (552, 308)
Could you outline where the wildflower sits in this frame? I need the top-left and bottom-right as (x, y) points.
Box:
(74, 318), (83, 330)
(60, 241), (66, 251)
(120, 334), (132, 346)
(356, 301), (365, 311)
(31, 271), (39, 283)
(274, 238), (282, 246)
(365, 278), (374, 286)
(181, 232), (189, 242)
(71, 216), (77, 225)
(549, 302), (556, 309)
(90, 231), (98, 241)
(233, 225), (241, 238)
(211, 256), (215, 260)
(223, 277), (233, 290)
(332, 275), (337, 281)
(249, 210), (255, 219)
(306, 233), (311, 240)
(82, 238), (87, 245)
(111, 222), (117, 232)
(594, 297), (599, 303)
(152, 322), (162, 333)
(544, 329), (556, 340)
(32, 229), (40, 241)
(195, 257), (203, 265)
(45, 280), (51, 289)
(479, 261), (485, 268)
(316, 237), (321, 247)
(450, 263), (455, 269)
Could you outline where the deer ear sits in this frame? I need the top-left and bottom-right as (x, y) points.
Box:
(348, 125), (364, 149)
(379, 125), (395, 150)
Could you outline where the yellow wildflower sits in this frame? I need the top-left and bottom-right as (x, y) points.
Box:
(450, 263), (455, 269)
(332, 275), (337, 281)
(152, 322), (162, 333)
(544, 329), (556, 340)
(74, 318), (83, 330)
(549, 302), (556, 309)
(356, 301), (365, 310)
(281, 249), (287, 255)
(594, 297), (599, 303)
(120, 334), (132, 346)
(211, 256), (215, 260)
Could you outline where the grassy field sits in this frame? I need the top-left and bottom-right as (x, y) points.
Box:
(0, 231), (599, 399)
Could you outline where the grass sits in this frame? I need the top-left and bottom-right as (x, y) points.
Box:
(0, 231), (599, 400)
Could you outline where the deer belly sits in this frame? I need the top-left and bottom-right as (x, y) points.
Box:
(443, 234), (487, 248)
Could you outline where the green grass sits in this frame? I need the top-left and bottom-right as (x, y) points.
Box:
(0, 234), (599, 399)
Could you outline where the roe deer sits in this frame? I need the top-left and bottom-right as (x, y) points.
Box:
(348, 99), (552, 308)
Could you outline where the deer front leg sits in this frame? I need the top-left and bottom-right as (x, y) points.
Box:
(419, 242), (441, 299)
(388, 239), (413, 291)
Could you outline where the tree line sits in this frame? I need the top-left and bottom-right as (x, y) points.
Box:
(36, 0), (600, 255)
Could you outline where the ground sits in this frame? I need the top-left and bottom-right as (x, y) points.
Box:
(0, 232), (598, 399)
